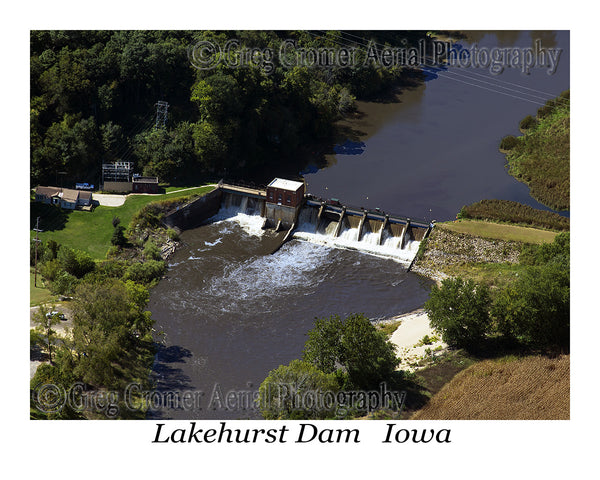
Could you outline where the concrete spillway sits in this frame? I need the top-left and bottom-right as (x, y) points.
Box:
(162, 182), (434, 268)
(293, 204), (432, 267)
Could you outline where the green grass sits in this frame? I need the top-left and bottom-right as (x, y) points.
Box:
(437, 261), (531, 290)
(30, 185), (215, 260)
(377, 319), (403, 337)
(30, 269), (55, 306)
(502, 92), (570, 210)
(439, 219), (557, 245)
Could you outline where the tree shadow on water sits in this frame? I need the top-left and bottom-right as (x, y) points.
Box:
(146, 344), (197, 419)
(150, 344), (194, 390)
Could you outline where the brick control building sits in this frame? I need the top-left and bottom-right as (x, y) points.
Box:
(264, 178), (305, 229)
(266, 178), (304, 207)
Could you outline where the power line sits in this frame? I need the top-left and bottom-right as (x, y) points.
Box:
(308, 30), (568, 107)
(332, 30), (569, 105)
(112, 110), (156, 160)
(119, 115), (158, 163)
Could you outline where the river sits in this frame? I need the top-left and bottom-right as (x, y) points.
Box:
(304, 30), (570, 221)
(148, 30), (569, 419)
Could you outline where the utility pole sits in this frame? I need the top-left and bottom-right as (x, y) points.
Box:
(58, 171), (67, 192)
(33, 217), (43, 288)
(155, 101), (169, 129)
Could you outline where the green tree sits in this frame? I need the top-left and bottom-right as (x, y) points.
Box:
(302, 314), (344, 373)
(340, 314), (399, 390)
(424, 278), (492, 350)
(58, 246), (95, 278)
(111, 225), (127, 247)
(302, 313), (399, 390)
(50, 271), (78, 296)
(32, 305), (62, 364)
(258, 360), (339, 420)
(492, 264), (569, 351)
(143, 240), (162, 261)
(123, 260), (166, 285)
(520, 232), (570, 267)
(71, 279), (153, 389)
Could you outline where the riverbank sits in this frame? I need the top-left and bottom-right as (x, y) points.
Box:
(379, 308), (447, 372)
(501, 90), (570, 211)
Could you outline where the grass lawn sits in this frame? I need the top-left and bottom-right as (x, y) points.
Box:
(30, 269), (56, 306)
(437, 261), (531, 290)
(30, 185), (215, 260)
(439, 219), (557, 245)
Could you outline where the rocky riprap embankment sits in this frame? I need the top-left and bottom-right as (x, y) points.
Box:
(412, 226), (521, 282)
(160, 239), (179, 259)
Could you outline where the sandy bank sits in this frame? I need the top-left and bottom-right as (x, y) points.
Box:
(386, 309), (447, 371)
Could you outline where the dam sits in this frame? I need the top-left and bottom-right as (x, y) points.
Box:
(150, 187), (434, 419)
(163, 178), (434, 268)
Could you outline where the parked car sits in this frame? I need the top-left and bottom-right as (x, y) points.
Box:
(46, 311), (66, 320)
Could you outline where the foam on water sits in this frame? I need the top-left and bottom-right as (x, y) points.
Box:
(293, 219), (419, 266)
(205, 238), (223, 247)
(208, 205), (266, 237)
(205, 241), (332, 313)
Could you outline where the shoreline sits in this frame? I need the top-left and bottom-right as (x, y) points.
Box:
(381, 307), (447, 372)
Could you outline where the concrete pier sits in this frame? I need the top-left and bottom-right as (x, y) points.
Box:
(400, 219), (411, 249)
(334, 207), (346, 238)
(357, 210), (368, 242)
(378, 214), (390, 246)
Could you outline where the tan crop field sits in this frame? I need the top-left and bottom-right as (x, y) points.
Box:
(412, 354), (569, 420)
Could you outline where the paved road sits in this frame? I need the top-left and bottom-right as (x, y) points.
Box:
(93, 193), (127, 207)
(93, 186), (217, 207)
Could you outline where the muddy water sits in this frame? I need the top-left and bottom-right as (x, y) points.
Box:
(304, 30), (570, 221)
(148, 210), (432, 419)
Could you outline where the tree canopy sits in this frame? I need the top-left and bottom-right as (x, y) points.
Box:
(302, 313), (399, 390)
(31, 30), (428, 187)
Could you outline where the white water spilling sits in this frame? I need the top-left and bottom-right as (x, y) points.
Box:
(293, 207), (420, 266)
(209, 203), (266, 237)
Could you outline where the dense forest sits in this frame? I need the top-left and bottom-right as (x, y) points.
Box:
(31, 30), (428, 188)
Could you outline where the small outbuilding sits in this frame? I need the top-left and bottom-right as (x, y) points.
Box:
(132, 176), (160, 193)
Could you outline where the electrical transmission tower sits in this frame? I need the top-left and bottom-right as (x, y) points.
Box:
(155, 101), (169, 129)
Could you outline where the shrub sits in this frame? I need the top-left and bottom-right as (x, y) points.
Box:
(492, 264), (569, 351)
(499, 135), (519, 151)
(58, 247), (95, 278)
(520, 232), (570, 266)
(130, 204), (164, 230)
(39, 259), (63, 283)
(519, 115), (537, 131)
(143, 240), (162, 261)
(111, 225), (127, 247)
(459, 199), (569, 231)
(50, 271), (78, 295)
(95, 259), (130, 279)
(425, 278), (492, 351)
(123, 260), (166, 285)
(258, 360), (340, 420)
(166, 228), (180, 241)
